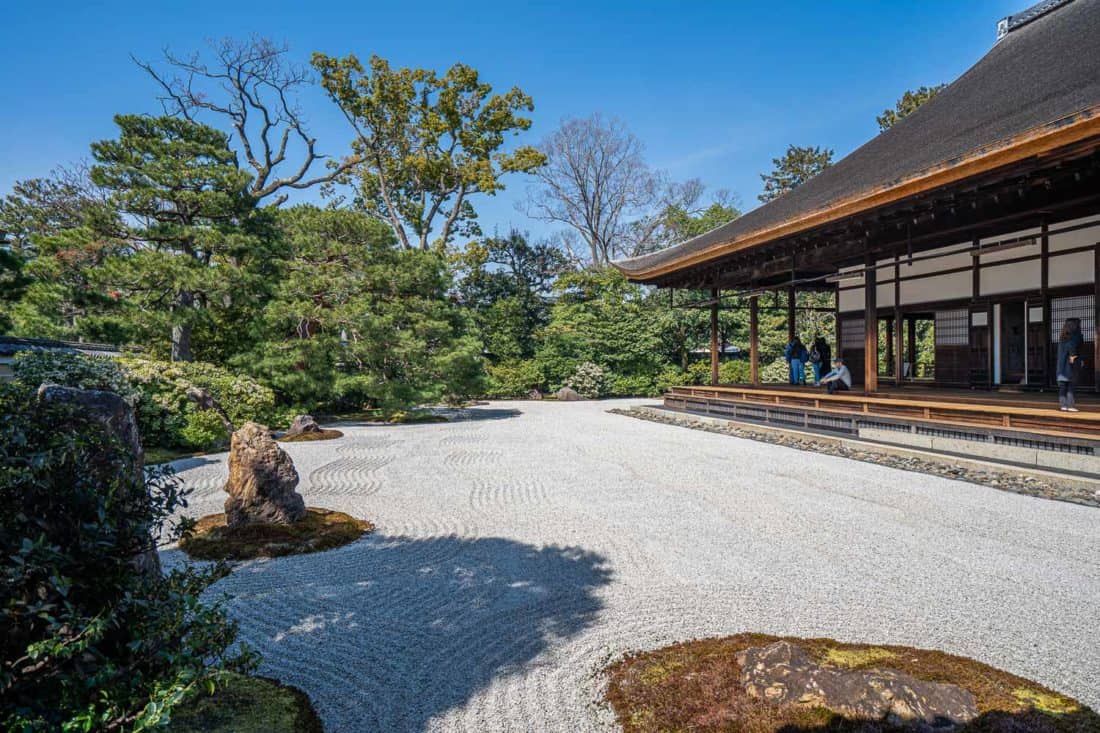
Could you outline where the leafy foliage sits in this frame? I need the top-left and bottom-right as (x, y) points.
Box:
(0, 381), (251, 732)
(877, 85), (946, 132)
(758, 144), (834, 203)
(564, 361), (609, 398)
(312, 53), (545, 250)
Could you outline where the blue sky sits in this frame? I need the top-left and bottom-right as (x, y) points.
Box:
(2, 0), (1020, 240)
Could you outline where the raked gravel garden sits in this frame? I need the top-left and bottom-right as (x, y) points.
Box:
(162, 399), (1100, 732)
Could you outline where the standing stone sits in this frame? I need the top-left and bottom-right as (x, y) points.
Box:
(735, 641), (978, 727)
(35, 384), (160, 577)
(286, 414), (321, 436)
(555, 387), (584, 401)
(223, 422), (306, 527)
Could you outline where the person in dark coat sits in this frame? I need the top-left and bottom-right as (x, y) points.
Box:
(784, 336), (809, 385)
(809, 336), (831, 384)
(1056, 317), (1084, 412)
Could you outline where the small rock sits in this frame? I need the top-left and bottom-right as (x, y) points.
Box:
(735, 641), (977, 728)
(224, 422), (306, 527)
(527, 389), (543, 400)
(286, 414), (321, 436)
(555, 387), (584, 401)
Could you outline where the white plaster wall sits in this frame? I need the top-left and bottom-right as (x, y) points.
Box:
(980, 259), (1041, 295)
(899, 270), (972, 307)
(1049, 215), (1100, 252)
(839, 287), (864, 313)
(1049, 251), (1094, 288)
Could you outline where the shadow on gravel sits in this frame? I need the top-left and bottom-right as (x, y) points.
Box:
(212, 533), (610, 731)
(444, 406), (523, 422)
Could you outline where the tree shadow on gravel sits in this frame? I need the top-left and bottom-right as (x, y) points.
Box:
(193, 533), (611, 731)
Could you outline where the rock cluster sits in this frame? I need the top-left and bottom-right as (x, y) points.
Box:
(223, 422), (306, 527)
(736, 641), (978, 728)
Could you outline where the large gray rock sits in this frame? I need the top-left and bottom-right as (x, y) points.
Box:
(36, 383), (160, 577)
(736, 641), (978, 728)
(223, 422), (306, 527)
(286, 414), (321, 436)
(555, 387), (584, 401)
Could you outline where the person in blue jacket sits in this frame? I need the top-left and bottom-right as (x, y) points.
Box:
(784, 336), (809, 385)
(1056, 317), (1084, 412)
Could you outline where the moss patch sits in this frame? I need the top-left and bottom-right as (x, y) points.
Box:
(180, 507), (373, 561)
(278, 428), (344, 442)
(605, 633), (1099, 733)
(166, 674), (322, 733)
(145, 446), (211, 465)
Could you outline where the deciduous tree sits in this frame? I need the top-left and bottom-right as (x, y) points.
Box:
(312, 54), (544, 250)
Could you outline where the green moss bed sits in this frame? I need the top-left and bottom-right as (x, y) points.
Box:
(278, 428), (344, 442)
(605, 633), (1099, 733)
(179, 508), (374, 561)
(166, 674), (322, 733)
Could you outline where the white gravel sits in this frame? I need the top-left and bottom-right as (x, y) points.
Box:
(163, 399), (1100, 732)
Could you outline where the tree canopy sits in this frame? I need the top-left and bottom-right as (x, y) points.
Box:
(758, 144), (834, 203)
(876, 84), (946, 131)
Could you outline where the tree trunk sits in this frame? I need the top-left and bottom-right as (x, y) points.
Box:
(171, 291), (194, 362)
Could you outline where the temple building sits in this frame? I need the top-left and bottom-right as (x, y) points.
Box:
(614, 0), (1100, 470)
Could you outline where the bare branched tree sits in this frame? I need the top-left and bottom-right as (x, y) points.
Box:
(135, 37), (358, 206)
(523, 114), (662, 266)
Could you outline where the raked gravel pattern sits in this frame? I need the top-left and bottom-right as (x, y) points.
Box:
(162, 399), (1100, 732)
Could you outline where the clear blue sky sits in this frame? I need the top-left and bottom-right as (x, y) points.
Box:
(2, 0), (1021, 240)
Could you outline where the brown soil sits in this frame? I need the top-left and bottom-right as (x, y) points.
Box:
(604, 633), (1099, 733)
(278, 428), (344, 442)
(180, 507), (374, 561)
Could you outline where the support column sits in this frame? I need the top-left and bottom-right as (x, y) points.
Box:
(864, 257), (878, 392)
(710, 287), (720, 387)
(787, 286), (796, 343)
(894, 257), (904, 384)
(1094, 247), (1099, 393)
(749, 295), (760, 386)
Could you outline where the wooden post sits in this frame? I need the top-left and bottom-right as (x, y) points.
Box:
(1094, 246), (1099, 393)
(749, 295), (760, 386)
(710, 287), (720, 387)
(834, 286), (841, 358)
(864, 257), (878, 392)
(894, 257), (903, 385)
(787, 286), (796, 343)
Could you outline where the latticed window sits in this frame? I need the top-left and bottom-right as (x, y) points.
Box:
(934, 309), (969, 346)
(840, 318), (865, 349)
(1050, 295), (1095, 341)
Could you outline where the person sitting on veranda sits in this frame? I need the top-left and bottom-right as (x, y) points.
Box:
(817, 357), (852, 395)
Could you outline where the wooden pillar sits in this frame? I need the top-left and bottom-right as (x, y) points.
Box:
(907, 317), (916, 374)
(1094, 247), (1100, 393)
(1041, 222), (1050, 388)
(749, 295), (760, 386)
(864, 257), (878, 392)
(710, 287), (720, 387)
(833, 286), (841, 356)
(894, 257), (903, 385)
(787, 286), (796, 343)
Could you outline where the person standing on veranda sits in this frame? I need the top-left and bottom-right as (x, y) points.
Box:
(784, 336), (809, 385)
(1056, 317), (1084, 412)
(809, 336), (831, 385)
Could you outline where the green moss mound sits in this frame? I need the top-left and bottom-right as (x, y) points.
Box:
(278, 428), (344, 442)
(166, 674), (322, 733)
(180, 508), (373, 561)
(605, 633), (1099, 733)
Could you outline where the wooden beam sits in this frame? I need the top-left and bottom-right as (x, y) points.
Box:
(710, 287), (720, 387)
(864, 256), (878, 392)
(1094, 247), (1099, 393)
(750, 295), (760, 386)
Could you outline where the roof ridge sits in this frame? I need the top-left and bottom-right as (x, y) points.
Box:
(997, 0), (1076, 39)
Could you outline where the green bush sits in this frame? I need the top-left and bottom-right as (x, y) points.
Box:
(719, 359), (752, 384)
(564, 361), (608, 398)
(607, 373), (658, 397)
(120, 358), (277, 450)
(485, 359), (544, 398)
(0, 381), (252, 731)
(12, 351), (138, 404)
